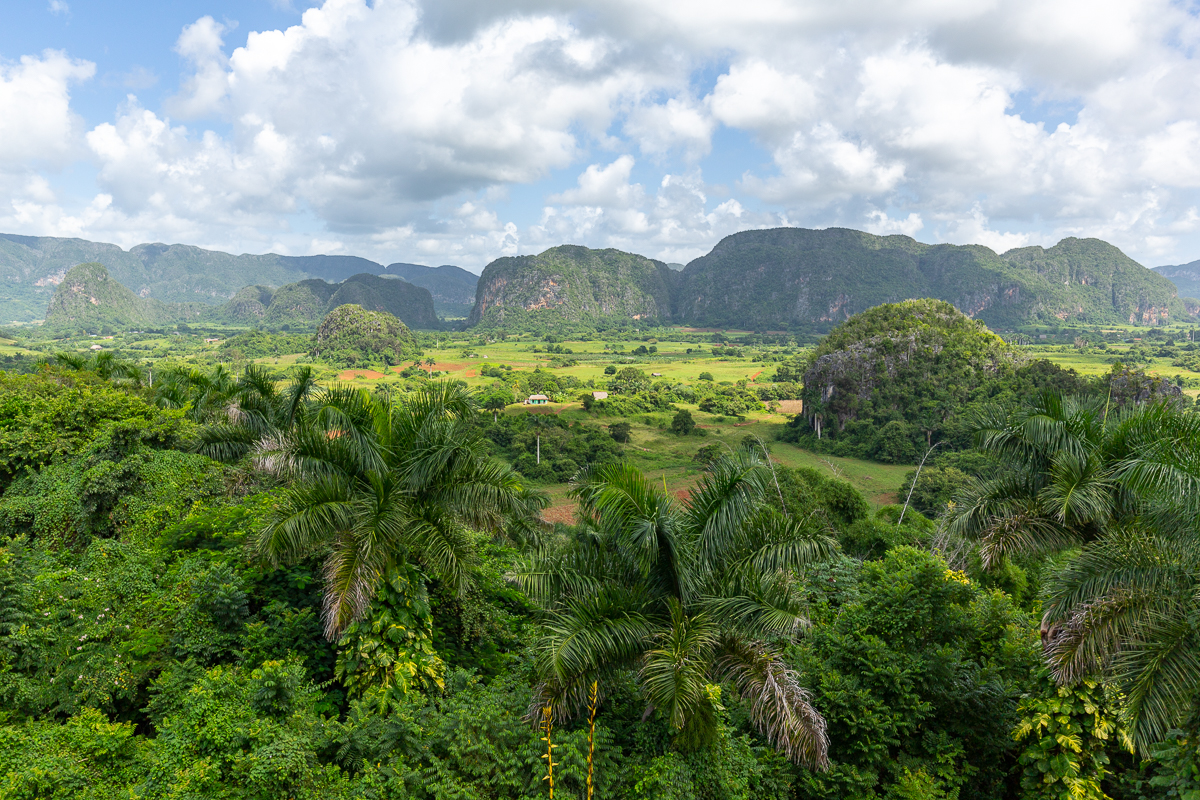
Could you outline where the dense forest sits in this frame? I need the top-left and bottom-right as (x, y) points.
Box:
(1, 300), (1199, 799)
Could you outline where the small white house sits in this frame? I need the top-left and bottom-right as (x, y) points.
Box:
(651, 372), (662, 377)
(591, 391), (609, 400)
(526, 394), (549, 405)
(90, 344), (103, 350)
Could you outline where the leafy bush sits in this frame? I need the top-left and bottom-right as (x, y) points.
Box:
(791, 548), (1042, 800)
(671, 408), (696, 435)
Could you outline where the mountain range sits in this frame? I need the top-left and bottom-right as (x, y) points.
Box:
(0, 232), (477, 323)
(466, 228), (1197, 331)
(671, 228), (1194, 330)
(44, 265), (439, 332)
(12, 228), (1200, 333)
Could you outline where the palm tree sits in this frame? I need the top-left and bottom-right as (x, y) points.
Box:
(253, 381), (546, 639)
(153, 363), (238, 422)
(1040, 512), (1200, 751)
(191, 364), (318, 462)
(1036, 506), (1195, 753)
(944, 390), (1200, 750)
(509, 450), (835, 769)
(945, 392), (1200, 569)
(51, 351), (144, 386)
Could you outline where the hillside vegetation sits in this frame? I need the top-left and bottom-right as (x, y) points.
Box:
(787, 300), (1089, 460)
(469, 245), (677, 330)
(43, 263), (208, 330)
(310, 304), (418, 365)
(677, 228), (1193, 330)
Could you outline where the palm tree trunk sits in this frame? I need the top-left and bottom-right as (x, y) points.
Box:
(540, 704), (556, 798)
(587, 680), (598, 799)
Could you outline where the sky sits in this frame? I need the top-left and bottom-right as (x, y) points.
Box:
(2, 0), (1200, 273)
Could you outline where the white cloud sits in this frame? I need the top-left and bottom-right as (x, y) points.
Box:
(168, 16), (231, 119)
(47, 0), (69, 16)
(864, 210), (924, 237)
(0, 51), (94, 170)
(550, 156), (643, 208)
(708, 60), (817, 140)
(940, 205), (1035, 253)
(6, 0), (1200, 268)
(624, 96), (715, 159)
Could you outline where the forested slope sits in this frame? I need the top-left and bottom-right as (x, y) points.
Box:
(675, 228), (1192, 330)
(469, 245), (677, 329)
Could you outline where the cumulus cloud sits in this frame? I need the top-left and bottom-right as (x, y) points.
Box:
(5, 0), (1200, 268)
(0, 50), (94, 170)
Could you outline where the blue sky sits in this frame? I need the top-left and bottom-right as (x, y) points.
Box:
(2, 0), (1199, 271)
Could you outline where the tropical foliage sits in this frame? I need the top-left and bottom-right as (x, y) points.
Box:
(5, 298), (1200, 798)
(512, 451), (836, 768)
(945, 389), (1200, 757)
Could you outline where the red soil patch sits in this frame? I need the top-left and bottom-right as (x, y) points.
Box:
(462, 369), (478, 378)
(541, 504), (576, 525)
(751, 370), (763, 380)
(338, 369), (386, 380)
(388, 362), (468, 374)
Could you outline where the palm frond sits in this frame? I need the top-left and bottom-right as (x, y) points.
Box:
(685, 449), (771, 570)
(257, 474), (357, 565)
(1115, 611), (1200, 751)
(639, 600), (719, 732)
(715, 637), (829, 769)
(538, 589), (658, 684)
(703, 572), (810, 639)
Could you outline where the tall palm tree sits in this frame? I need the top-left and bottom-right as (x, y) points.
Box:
(192, 364), (318, 462)
(1041, 512), (1200, 750)
(946, 392), (1200, 568)
(153, 363), (238, 422)
(253, 381), (545, 639)
(945, 390), (1200, 750)
(510, 451), (835, 769)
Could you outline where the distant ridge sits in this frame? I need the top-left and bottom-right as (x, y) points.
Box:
(215, 273), (438, 330)
(0, 232), (469, 323)
(675, 228), (1194, 329)
(1153, 260), (1200, 300)
(43, 264), (438, 331)
(384, 262), (478, 317)
(10, 227), (1197, 331)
